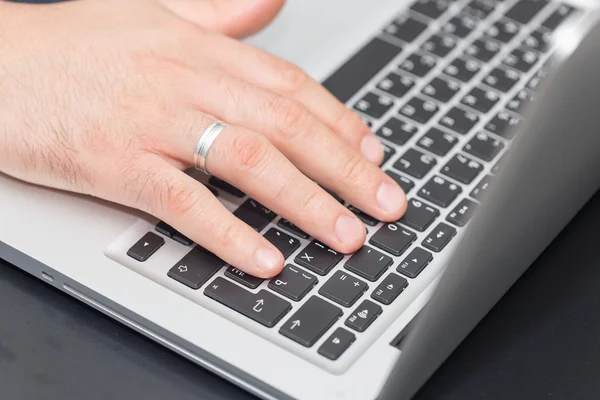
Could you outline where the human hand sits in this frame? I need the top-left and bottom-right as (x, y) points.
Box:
(0, 0), (407, 277)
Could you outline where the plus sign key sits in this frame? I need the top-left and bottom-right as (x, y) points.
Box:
(295, 240), (344, 276)
(319, 271), (368, 307)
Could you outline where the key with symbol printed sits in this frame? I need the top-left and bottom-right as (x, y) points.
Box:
(319, 271), (368, 307)
(422, 223), (457, 252)
(317, 328), (356, 361)
(279, 296), (342, 347)
(263, 228), (301, 259)
(268, 265), (318, 301)
(295, 240), (344, 276)
(397, 247), (433, 278)
(205, 277), (291, 328)
(168, 247), (226, 289)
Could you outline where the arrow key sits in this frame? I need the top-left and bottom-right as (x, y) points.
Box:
(279, 296), (342, 347)
(127, 232), (164, 262)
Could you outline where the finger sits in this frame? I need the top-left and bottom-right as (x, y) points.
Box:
(199, 34), (383, 164)
(161, 0), (286, 38)
(121, 155), (284, 278)
(201, 125), (367, 254)
(177, 70), (406, 222)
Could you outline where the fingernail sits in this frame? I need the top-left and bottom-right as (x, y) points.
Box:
(254, 246), (281, 272)
(360, 135), (384, 164)
(335, 215), (364, 245)
(377, 182), (405, 214)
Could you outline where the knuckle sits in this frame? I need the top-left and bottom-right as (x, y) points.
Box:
(278, 62), (309, 95)
(163, 179), (203, 217)
(231, 131), (270, 173)
(274, 99), (312, 140)
(216, 220), (243, 250)
(341, 153), (369, 185)
(299, 189), (322, 215)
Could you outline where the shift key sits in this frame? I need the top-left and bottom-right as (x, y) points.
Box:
(205, 277), (291, 328)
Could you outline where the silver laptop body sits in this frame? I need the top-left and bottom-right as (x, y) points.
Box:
(1, 1), (599, 399)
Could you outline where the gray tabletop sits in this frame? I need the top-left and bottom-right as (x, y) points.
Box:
(2, 190), (600, 400)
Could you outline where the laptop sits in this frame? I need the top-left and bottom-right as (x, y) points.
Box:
(2, 0), (600, 399)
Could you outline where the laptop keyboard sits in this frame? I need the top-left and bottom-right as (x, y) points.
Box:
(118, 0), (580, 367)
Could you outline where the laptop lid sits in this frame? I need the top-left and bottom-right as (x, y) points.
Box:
(379, 13), (600, 400)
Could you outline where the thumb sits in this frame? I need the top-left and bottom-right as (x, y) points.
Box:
(162, 0), (286, 38)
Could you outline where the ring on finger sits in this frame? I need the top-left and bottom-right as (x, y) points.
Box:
(194, 121), (228, 175)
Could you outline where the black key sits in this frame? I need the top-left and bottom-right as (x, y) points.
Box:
(422, 223), (457, 252)
(466, 37), (501, 62)
(277, 218), (309, 239)
(470, 174), (493, 200)
(348, 206), (379, 227)
(385, 16), (428, 43)
(371, 274), (409, 305)
(444, 57), (482, 83)
(323, 38), (402, 103)
(225, 266), (264, 289)
(318, 328), (356, 361)
(399, 52), (437, 77)
(155, 221), (192, 246)
(411, 0), (450, 19)
(354, 92), (395, 119)
(486, 19), (520, 43)
(400, 198), (440, 232)
(381, 143), (397, 167)
(419, 175), (462, 208)
(397, 247), (433, 278)
(127, 232), (165, 262)
(241, 198), (276, 220)
(447, 198), (479, 227)
(506, 89), (536, 114)
(279, 296), (342, 347)
(234, 205), (272, 232)
(206, 186), (219, 197)
(483, 67), (521, 92)
(442, 153), (484, 184)
(505, 0), (548, 25)
(422, 76), (461, 103)
(502, 48), (539, 73)
(155, 221), (176, 237)
(209, 177), (245, 198)
(377, 117), (418, 146)
(485, 110), (521, 139)
(393, 148), (437, 179)
(442, 14), (478, 38)
(439, 107), (480, 135)
(543, 4), (576, 30)
(461, 86), (500, 113)
(263, 228), (301, 259)
(421, 34), (458, 57)
(385, 170), (415, 194)
(417, 127), (459, 156)
(345, 246), (393, 282)
(295, 241), (343, 276)
(464, 131), (505, 161)
(370, 223), (416, 256)
(463, 0), (495, 19)
(523, 29), (552, 53)
(399, 97), (439, 124)
(206, 277), (291, 328)
(319, 271), (368, 307)
(168, 247), (226, 289)
(268, 264), (318, 301)
(377, 72), (416, 98)
(345, 300), (382, 332)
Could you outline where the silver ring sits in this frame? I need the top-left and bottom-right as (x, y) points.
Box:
(194, 122), (227, 175)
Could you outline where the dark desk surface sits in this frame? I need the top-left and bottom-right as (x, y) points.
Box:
(2, 191), (600, 400)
